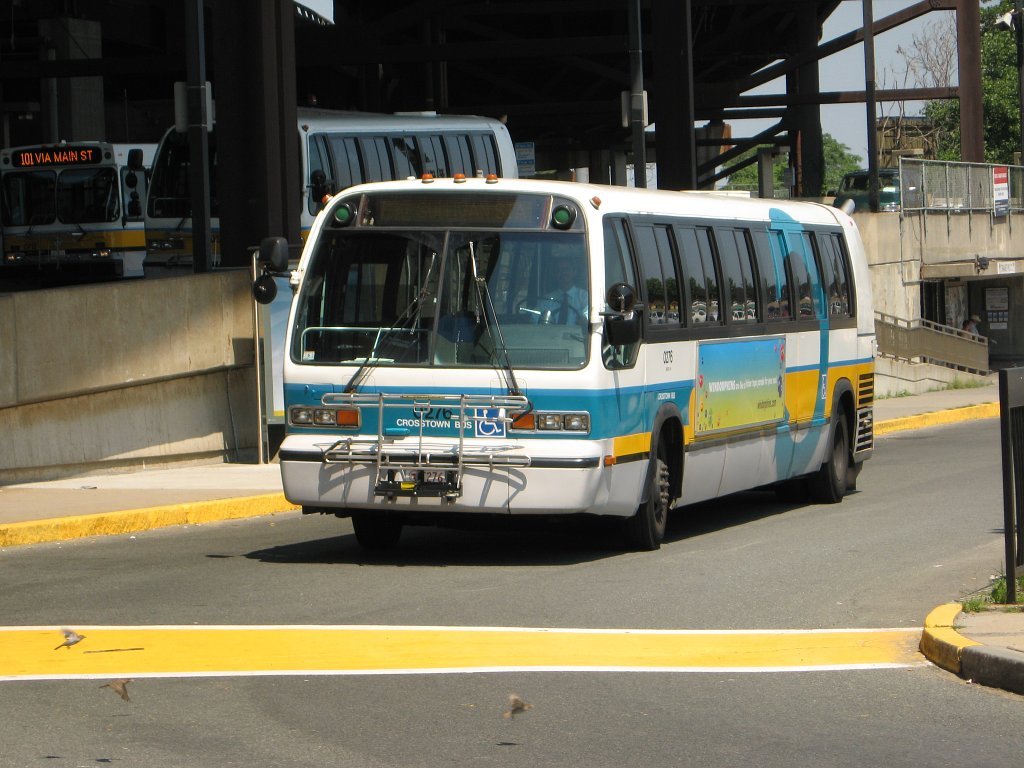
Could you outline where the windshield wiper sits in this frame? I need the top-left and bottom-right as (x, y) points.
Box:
(467, 240), (526, 400)
(344, 253), (436, 393)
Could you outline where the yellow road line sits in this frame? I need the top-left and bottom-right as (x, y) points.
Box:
(0, 625), (926, 680)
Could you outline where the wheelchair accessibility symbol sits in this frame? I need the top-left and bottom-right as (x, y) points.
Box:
(474, 408), (506, 438)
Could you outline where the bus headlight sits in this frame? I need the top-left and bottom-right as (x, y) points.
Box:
(562, 413), (590, 431)
(290, 406), (314, 424)
(513, 411), (590, 433)
(289, 405), (360, 428)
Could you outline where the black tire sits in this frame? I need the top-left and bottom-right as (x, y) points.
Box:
(808, 407), (850, 504)
(352, 513), (403, 549)
(625, 447), (671, 551)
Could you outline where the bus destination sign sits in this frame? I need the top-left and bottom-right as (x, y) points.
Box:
(11, 146), (103, 168)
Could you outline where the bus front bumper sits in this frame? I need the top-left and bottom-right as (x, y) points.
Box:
(277, 434), (643, 517)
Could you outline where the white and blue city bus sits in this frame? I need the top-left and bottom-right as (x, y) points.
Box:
(256, 176), (875, 550)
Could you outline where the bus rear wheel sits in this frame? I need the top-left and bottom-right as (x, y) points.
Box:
(352, 512), (403, 549)
(625, 448), (671, 551)
(808, 407), (850, 504)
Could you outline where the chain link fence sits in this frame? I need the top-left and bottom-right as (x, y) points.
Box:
(900, 158), (1024, 214)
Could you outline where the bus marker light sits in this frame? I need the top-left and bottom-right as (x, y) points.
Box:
(485, 174), (499, 183)
(335, 408), (360, 428)
(551, 204), (576, 230)
(511, 412), (535, 431)
(421, 173), (435, 183)
(453, 173), (467, 183)
(604, 455), (617, 467)
(333, 203), (355, 226)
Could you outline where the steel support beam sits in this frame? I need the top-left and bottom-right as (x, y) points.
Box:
(653, 0), (697, 190)
(213, 0), (300, 269)
(184, 0), (212, 273)
(957, 0), (984, 162)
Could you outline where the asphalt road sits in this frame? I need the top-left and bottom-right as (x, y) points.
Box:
(1, 419), (1021, 767)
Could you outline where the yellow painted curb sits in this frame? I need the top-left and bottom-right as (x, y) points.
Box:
(919, 603), (981, 674)
(875, 402), (999, 436)
(0, 493), (300, 548)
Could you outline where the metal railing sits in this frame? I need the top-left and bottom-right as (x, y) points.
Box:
(875, 311), (989, 374)
(900, 158), (1024, 215)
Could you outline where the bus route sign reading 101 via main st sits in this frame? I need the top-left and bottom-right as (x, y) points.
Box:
(11, 147), (103, 168)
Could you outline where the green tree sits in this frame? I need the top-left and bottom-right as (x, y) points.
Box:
(822, 134), (864, 191)
(721, 134), (861, 194)
(921, 2), (1021, 162)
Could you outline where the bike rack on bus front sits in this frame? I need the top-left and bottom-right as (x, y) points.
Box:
(317, 392), (531, 500)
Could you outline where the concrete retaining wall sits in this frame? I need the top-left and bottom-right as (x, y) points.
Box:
(0, 271), (259, 484)
(875, 356), (989, 398)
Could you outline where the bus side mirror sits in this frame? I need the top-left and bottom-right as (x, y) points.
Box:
(603, 282), (641, 346)
(127, 148), (144, 171)
(252, 273), (278, 304)
(310, 169), (331, 204)
(606, 282), (635, 313)
(253, 236), (290, 305)
(259, 236), (290, 273)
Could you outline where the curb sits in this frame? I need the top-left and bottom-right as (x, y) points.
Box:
(0, 493), (300, 548)
(961, 644), (1024, 696)
(874, 402), (999, 436)
(919, 603), (980, 675)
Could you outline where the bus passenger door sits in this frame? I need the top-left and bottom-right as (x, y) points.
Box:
(772, 227), (829, 475)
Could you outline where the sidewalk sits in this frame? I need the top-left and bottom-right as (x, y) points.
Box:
(1, 378), (1020, 696)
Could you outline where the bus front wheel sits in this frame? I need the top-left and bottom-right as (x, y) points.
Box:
(625, 447), (671, 551)
(808, 407), (850, 504)
(352, 512), (403, 549)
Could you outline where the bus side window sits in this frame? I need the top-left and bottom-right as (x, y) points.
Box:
(444, 135), (473, 176)
(677, 226), (721, 325)
(359, 136), (392, 182)
(818, 233), (853, 317)
(788, 231), (824, 319)
(327, 135), (362, 190)
(470, 133), (499, 175)
(750, 230), (780, 320)
(634, 224), (666, 326)
(767, 231), (794, 320)
(676, 226), (707, 326)
(391, 136), (419, 178)
(420, 135), (448, 177)
(602, 217), (640, 369)
(715, 228), (758, 323)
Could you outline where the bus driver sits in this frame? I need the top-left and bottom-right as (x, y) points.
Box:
(538, 255), (589, 324)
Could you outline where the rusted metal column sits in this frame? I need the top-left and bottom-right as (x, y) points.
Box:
(863, 0), (880, 212)
(957, 0), (984, 162)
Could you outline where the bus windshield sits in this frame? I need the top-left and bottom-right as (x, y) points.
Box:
(56, 167), (120, 223)
(2, 171), (56, 226)
(2, 167), (120, 226)
(147, 131), (218, 218)
(292, 228), (590, 369)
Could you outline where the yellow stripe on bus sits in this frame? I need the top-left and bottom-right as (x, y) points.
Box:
(613, 433), (650, 459)
(3, 229), (146, 251)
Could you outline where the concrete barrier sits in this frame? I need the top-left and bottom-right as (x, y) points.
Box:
(0, 271), (259, 483)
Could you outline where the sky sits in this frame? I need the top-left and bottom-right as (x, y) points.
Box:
(298, 0), (947, 165)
